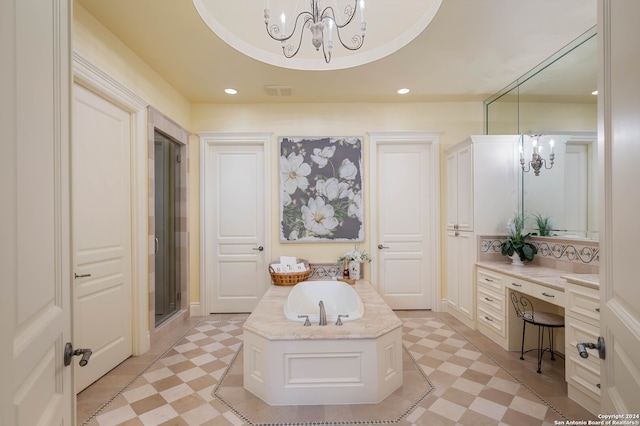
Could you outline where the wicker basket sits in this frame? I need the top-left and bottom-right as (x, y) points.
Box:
(269, 258), (311, 286)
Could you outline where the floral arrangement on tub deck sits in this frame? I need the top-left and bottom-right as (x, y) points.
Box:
(279, 136), (364, 242)
(337, 246), (372, 264)
(501, 213), (538, 262)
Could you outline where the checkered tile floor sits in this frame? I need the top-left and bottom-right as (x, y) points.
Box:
(78, 312), (594, 425)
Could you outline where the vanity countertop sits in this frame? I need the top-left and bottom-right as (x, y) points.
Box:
(561, 273), (600, 290)
(244, 280), (403, 341)
(476, 261), (599, 291)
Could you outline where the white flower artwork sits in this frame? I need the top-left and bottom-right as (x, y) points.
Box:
(279, 136), (364, 242)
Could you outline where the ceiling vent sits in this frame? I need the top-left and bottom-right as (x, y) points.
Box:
(264, 85), (293, 96)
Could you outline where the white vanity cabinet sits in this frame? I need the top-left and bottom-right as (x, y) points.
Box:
(476, 268), (507, 344)
(476, 265), (566, 352)
(445, 136), (519, 329)
(564, 282), (601, 415)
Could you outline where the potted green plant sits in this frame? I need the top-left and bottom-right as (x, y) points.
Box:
(501, 214), (538, 265)
(533, 212), (553, 237)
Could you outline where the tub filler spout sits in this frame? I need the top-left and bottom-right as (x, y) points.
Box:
(318, 300), (327, 326)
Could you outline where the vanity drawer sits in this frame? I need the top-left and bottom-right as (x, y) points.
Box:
(477, 304), (505, 336)
(530, 283), (565, 307)
(477, 269), (504, 292)
(565, 284), (600, 325)
(565, 350), (601, 401)
(504, 277), (533, 295)
(477, 283), (504, 314)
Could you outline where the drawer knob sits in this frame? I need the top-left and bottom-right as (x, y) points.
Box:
(541, 292), (555, 298)
(596, 308), (600, 312)
(484, 297), (494, 302)
(511, 283), (522, 287)
(485, 278), (494, 282)
(484, 316), (493, 322)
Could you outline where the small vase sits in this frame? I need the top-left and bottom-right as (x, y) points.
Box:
(509, 253), (524, 266)
(348, 261), (361, 280)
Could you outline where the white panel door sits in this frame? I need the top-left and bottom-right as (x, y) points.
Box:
(202, 134), (270, 313)
(0, 0), (74, 424)
(72, 83), (133, 392)
(372, 134), (439, 309)
(599, 0), (640, 413)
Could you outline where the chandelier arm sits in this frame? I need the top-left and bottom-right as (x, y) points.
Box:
(544, 153), (555, 169)
(320, 0), (359, 29)
(266, 10), (313, 42)
(334, 29), (365, 51)
(281, 16), (313, 58)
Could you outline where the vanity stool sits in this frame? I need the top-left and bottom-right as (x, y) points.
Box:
(510, 290), (564, 373)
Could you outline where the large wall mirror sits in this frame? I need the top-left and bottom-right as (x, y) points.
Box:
(520, 133), (598, 240)
(485, 26), (598, 240)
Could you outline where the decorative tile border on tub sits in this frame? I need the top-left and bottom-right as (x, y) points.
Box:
(308, 262), (343, 279)
(479, 235), (600, 267)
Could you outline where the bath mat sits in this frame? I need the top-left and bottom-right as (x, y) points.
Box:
(213, 344), (435, 425)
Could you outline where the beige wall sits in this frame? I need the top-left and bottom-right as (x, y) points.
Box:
(73, 1), (494, 307)
(73, 4), (191, 128)
(190, 103), (484, 302)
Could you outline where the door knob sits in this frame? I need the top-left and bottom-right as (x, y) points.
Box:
(576, 336), (606, 360)
(377, 244), (389, 249)
(252, 246), (264, 251)
(64, 342), (92, 367)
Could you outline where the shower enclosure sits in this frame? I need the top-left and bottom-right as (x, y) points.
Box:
(154, 131), (181, 326)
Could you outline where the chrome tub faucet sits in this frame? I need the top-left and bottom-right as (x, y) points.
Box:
(318, 300), (327, 326)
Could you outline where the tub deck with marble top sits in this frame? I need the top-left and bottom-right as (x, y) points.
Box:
(243, 280), (404, 406)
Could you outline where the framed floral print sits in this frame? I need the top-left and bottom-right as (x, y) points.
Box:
(279, 136), (364, 242)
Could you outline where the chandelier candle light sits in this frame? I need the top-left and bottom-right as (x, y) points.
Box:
(264, 0), (366, 63)
(520, 135), (555, 176)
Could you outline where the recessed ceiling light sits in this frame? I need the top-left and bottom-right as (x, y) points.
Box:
(225, 88), (238, 95)
(397, 88), (410, 95)
(592, 90), (598, 95)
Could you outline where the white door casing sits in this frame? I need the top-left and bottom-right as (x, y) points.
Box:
(369, 132), (440, 310)
(72, 52), (150, 361)
(598, 0), (640, 413)
(72, 83), (133, 392)
(200, 133), (271, 313)
(0, 1), (73, 424)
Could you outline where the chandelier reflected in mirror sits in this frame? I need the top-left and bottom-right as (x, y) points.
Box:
(264, 0), (366, 63)
(520, 135), (555, 176)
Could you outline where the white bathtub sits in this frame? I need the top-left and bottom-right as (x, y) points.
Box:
(284, 280), (364, 322)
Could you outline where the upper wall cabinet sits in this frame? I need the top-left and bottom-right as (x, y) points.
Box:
(446, 135), (521, 235)
(446, 144), (473, 232)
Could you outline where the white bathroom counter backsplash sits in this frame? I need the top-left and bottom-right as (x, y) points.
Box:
(244, 280), (402, 341)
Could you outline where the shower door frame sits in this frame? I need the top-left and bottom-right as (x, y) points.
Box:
(148, 107), (190, 340)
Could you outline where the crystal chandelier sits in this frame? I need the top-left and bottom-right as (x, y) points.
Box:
(520, 135), (555, 176)
(264, 0), (366, 63)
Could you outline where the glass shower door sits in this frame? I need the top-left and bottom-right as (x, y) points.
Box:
(154, 131), (181, 326)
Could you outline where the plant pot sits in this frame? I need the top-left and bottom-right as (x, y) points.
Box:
(509, 253), (524, 266)
(348, 261), (362, 280)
